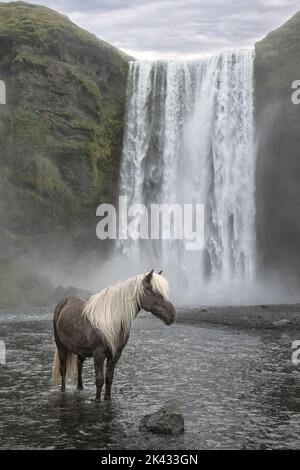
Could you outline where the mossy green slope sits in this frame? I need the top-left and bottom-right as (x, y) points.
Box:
(255, 11), (300, 277)
(0, 1), (131, 258)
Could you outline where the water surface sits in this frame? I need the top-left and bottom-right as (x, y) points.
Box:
(0, 308), (300, 449)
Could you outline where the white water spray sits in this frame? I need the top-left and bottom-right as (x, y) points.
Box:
(118, 50), (256, 304)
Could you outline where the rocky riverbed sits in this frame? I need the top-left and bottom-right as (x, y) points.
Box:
(0, 305), (300, 449)
(176, 303), (300, 331)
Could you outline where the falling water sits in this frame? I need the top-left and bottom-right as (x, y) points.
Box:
(118, 50), (256, 304)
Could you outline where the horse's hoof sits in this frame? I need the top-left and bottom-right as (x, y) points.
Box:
(95, 396), (101, 402)
(77, 385), (84, 391)
(104, 395), (111, 401)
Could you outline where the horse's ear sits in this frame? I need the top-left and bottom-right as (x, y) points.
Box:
(158, 270), (163, 275)
(144, 269), (154, 284)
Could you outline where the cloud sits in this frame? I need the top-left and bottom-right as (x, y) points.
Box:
(4, 0), (300, 58)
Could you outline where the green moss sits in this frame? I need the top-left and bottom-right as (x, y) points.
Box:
(255, 11), (300, 92)
(71, 118), (95, 132)
(20, 155), (73, 197)
(67, 99), (124, 197)
(0, 2), (130, 63)
(65, 65), (102, 104)
(0, 1), (131, 283)
(15, 109), (49, 143)
(13, 49), (49, 67)
(254, 10), (300, 276)
(0, 109), (50, 168)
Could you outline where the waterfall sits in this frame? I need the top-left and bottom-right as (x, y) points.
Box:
(118, 49), (256, 304)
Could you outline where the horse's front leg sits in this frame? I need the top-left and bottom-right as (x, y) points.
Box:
(94, 348), (105, 401)
(77, 355), (85, 390)
(104, 350), (122, 401)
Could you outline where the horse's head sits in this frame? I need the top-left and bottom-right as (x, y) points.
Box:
(140, 270), (176, 325)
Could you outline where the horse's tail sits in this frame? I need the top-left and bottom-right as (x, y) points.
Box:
(51, 348), (78, 385)
(52, 297), (77, 385)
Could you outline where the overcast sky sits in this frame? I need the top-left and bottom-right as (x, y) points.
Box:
(8, 0), (300, 59)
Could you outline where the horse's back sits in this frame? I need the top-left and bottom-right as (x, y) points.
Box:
(54, 296), (85, 326)
(54, 297), (101, 355)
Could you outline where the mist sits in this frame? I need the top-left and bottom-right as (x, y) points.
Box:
(1, 3), (300, 310)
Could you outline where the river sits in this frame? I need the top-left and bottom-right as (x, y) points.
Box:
(0, 307), (300, 449)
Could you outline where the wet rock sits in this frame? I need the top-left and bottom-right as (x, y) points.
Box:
(52, 285), (93, 302)
(139, 406), (184, 435)
(271, 319), (291, 328)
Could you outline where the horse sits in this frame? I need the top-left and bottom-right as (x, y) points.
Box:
(51, 270), (176, 401)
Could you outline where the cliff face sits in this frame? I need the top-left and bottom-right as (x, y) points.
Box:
(255, 11), (300, 279)
(0, 2), (131, 259)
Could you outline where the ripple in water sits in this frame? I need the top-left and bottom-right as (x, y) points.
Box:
(0, 311), (300, 449)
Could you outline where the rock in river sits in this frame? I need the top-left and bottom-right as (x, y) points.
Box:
(139, 406), (184, 435)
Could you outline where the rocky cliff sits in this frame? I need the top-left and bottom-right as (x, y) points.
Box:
(2, 3), (300, 306)
(255, 11), (300, 280)
(0, 2), (131, 257)
(0, 2), (131, 306)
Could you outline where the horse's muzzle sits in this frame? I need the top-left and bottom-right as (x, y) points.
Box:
(165, 302), (176, 325)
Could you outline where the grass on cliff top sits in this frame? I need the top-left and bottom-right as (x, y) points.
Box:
(255, 10), (300, 88)
(0, 2), (131, 62)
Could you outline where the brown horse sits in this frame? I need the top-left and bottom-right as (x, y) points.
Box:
(52, 270), (176, 401)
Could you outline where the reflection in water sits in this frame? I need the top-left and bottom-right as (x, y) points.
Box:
(0, 309), (300, 449)
(47, 394), (125, 449)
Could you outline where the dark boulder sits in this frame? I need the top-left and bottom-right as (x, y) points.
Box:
(52, 285), (93, 302)
(139, 406), (184, 435)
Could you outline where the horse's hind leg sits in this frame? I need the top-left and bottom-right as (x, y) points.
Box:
(94, 348), (105, 401)
(77, 355), (85, 390)
(104, 351), (122, 401)
(58, 346), (68, 392)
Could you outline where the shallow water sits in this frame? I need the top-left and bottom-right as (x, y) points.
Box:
(0, 308), (300, 449)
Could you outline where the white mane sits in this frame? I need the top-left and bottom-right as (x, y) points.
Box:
(82, 273), (169, 357)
